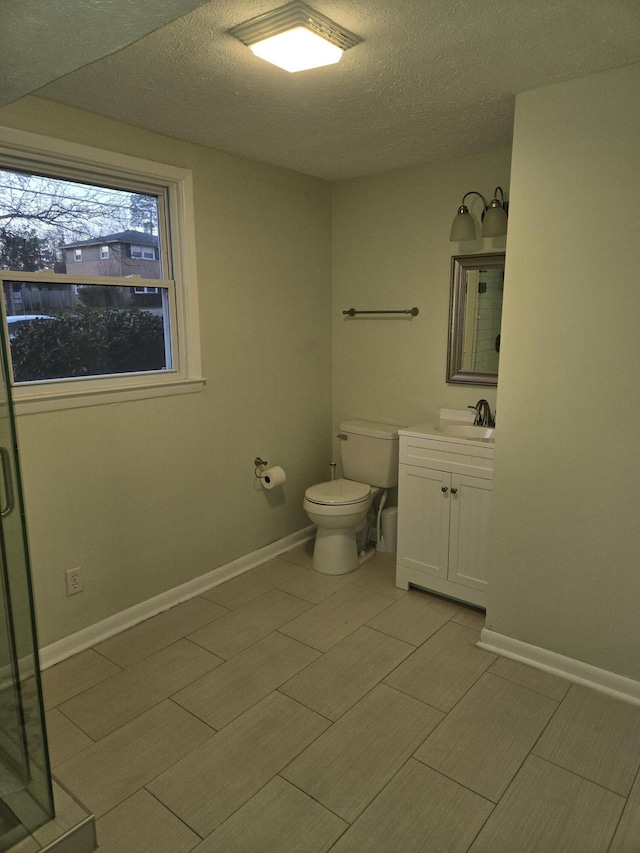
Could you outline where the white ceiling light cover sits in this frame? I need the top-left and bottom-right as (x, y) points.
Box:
(250, 27), (342, 72)
(229, 1), (362, 72)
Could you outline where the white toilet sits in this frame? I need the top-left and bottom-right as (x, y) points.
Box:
(303, 419), (402, 575)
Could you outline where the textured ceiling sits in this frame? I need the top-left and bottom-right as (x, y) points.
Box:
(0, 0), (210, 107)
(5, 1), (640, 180)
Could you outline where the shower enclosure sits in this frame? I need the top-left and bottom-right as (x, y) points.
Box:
(0, 337), (54, 849)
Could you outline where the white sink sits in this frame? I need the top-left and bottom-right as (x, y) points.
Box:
(435, 423), (495, 441)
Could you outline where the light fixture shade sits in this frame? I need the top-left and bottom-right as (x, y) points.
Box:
(482, 203), (508, 237)
(450, 206), (477, 242)
(250, 27), (342, 72)
(229, 1), (362, 73)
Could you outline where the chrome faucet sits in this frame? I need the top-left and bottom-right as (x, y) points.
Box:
(469, 399), (495, 428)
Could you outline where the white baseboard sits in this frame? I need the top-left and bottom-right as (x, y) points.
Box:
(39, 526), (315, 670)
(478, 628), (640, 708)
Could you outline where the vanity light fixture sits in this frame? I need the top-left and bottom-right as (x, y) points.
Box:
(482, 187), (508, 237)
(228, 1), (362, 73)
(449, 187), (508, 241)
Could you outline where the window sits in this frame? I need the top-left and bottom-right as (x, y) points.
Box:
(130, 245), (155, 260)
(1, 274), (174, 382)
(0, 126), (203, 412)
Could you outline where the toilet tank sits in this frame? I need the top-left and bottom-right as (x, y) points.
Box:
(339, 419), (404, 488)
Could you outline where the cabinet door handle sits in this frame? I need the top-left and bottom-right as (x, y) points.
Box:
(450, 487), (458, 495)
(441, 486), (448, 493)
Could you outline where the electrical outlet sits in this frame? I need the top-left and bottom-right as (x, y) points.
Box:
(65, 567), (83, 596)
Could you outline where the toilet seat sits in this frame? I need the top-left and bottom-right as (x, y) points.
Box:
(305, 478), (370, 506)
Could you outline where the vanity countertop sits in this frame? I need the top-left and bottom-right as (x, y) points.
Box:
(399, 409), (496, 446)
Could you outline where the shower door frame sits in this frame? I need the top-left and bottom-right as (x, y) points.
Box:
(0, 325), (54, 849)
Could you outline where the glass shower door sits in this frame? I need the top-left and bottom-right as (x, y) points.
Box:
(0, 337), (53, 849)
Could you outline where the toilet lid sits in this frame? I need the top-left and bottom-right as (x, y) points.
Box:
(305, 478), (371, 506)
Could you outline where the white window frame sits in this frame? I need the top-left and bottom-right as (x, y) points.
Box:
(0, 126), (204, 414)
(74, 248), (83, 262)
(100, 245), (109, 259)
(1, 270), (176, 379)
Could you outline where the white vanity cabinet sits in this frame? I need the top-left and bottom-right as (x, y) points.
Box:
(395, 426), (494, 608)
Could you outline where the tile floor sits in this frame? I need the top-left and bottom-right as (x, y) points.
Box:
(35, 544), (640, 853)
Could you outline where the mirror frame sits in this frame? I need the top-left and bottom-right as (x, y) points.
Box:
(447, 252), (505, 386)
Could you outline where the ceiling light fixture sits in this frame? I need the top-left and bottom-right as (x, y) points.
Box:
(229, 1), (363, 73)
(449, 187), (508, 241)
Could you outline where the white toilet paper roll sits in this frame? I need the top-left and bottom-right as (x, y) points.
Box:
(261, 466), (286, 490)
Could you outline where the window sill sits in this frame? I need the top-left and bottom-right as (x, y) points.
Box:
(12, 375), (206, 416)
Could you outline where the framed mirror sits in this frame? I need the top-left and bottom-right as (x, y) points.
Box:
(447, 252), (505, 386)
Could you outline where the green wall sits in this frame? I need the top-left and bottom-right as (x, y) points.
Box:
(331, 149), (510, 443)
(0, 97), (333, 645)
(488, 62), (640, 680)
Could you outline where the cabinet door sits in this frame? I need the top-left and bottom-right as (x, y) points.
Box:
(448, 474), (492, 591)
(397, 465), (450, 580)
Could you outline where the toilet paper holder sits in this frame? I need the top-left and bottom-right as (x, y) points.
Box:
(254, 458), (287, 490)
